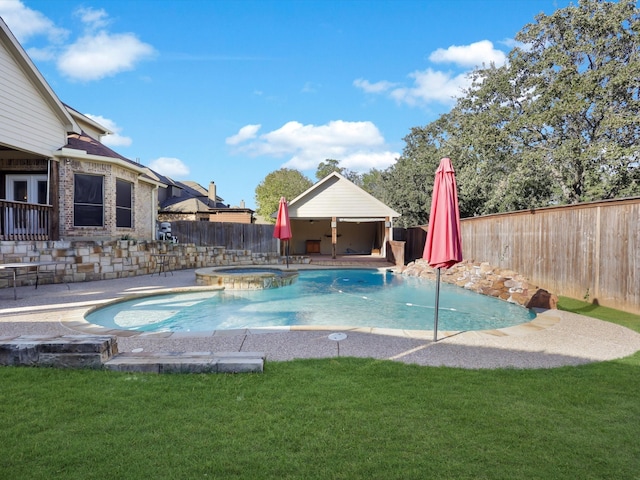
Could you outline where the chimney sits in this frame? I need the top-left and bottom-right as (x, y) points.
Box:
(240, 200), (245, 209)
(208, 181), (216, 204)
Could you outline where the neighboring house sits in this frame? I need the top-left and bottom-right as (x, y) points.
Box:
(0, 17), (161, 242)
(287, 172), (400, 257)
(155, 177), (255, 224)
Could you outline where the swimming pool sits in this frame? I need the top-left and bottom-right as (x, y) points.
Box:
(85, 269), (536, 333)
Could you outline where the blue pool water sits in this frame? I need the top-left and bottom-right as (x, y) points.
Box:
(86, 269), (535, 333)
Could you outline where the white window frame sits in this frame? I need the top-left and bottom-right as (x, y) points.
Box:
(6, 174), (48, 204)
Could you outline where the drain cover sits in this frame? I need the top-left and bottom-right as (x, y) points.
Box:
(328, 332), (347, 341)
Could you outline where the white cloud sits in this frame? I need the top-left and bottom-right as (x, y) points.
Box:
(85, 114), (132, 147)
(301, 81), (320, 93)
(57, 31), (155, 81)
(353, 78), (397, 94)
(25, 46), (57, 61)
(226, 124), (261, 145)
(0, 0), (68, 43)
(74, 7), (110, 30)
(229, 120), (399, 172)
(355, 39), (507, 107)
(390, 68), (470, 106)
(429, 40), (507, 68)
(0, 2), (155, 82)
(339, 151), (398, 171)
(147, 157), (190, 178)
(501, 38), (521, 50)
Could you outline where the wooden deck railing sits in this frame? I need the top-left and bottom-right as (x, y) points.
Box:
(0, 200), (52, 241)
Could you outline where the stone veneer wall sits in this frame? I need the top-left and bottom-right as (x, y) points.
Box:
(0, 240), (296, 288)
(398, 259), (558, 309)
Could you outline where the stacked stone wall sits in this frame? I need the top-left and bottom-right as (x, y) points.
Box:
(0, 240), (289, 289)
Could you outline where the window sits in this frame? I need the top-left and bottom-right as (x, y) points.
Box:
(116, 179), (133, 228)
(37, 180), (48, 204)
(74, 174), (103, 226)
(6, 174), (48, 204)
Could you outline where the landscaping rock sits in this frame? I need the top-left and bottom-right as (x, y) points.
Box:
(396, 259), (557, 310)
(526, 289), (558, 310)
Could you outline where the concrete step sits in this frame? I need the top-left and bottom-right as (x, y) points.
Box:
(104, 351), (265, 374)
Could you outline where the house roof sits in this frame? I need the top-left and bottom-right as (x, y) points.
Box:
(142, 168), (172, 185)
(58, 131), (162, 186)
(158, 179), (254, 213)
(64, 131), (133, 162)
(180, 181), (210, 197)
(64, 103), (113, 136)
(288, 171), (400, 220)
(161, 197), (211, 214)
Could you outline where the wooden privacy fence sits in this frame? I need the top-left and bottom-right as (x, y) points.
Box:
(463, 198), (639, 314)
(395, 227), (426, 264)
(400, 197), (639, 314)
(170, 221), (278, 253)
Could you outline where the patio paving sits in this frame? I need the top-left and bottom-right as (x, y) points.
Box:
(1, 265), (640, 370)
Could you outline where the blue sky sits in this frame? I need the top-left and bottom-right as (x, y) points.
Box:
(1, 0), (569, 209)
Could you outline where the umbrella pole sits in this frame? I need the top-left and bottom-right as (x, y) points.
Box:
(433, 268), (441, 342)
(286, 241), (289, 268)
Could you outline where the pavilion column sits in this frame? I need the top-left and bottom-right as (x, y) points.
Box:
(50, 159), (60, 240)
(331, 217), (337, 259)
(383, 216), (391, 257)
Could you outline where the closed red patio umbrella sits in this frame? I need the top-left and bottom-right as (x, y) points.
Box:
(273, 197), (292, 267)
(422, 158), (463, 341)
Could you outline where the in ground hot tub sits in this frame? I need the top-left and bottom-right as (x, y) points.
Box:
(195, 267), (299, 290)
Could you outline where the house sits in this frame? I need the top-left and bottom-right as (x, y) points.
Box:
(286, 172), (400, 257)
(154, 177), (255, 224)
(0, 17), (161, 241)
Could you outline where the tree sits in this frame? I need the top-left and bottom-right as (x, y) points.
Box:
(315, 159), (342, 180)
(361, 168), (386, 201)
(452, 65), (556, 214)
(383, 0), (640, 226)
(254, 168), (313, 223)
(381, 125), (443, 227)
(341, 169), (364, 187)
(315, 159), (364, 187)
(507, 0), (640, 203)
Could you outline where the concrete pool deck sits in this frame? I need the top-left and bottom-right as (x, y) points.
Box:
(2, 266), (640, 369)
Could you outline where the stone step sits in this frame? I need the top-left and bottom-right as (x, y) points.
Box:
(0, 334), (117, 369)
(0, 335), (264, 374)
(104, 351), (265, 374)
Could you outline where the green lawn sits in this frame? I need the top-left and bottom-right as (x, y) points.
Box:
(558, 295), (640, 333)
(1, 298), (639, 479)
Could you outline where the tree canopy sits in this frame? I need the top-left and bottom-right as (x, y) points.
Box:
(315, 159), (367, 188)
(381, 0), (640, 226)
(315, 159), (342, 180)
(254, 168), (313, 223)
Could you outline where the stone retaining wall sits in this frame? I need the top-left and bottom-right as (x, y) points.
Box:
(0, 240), (303, 289)
(398, 259), (558, 309)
